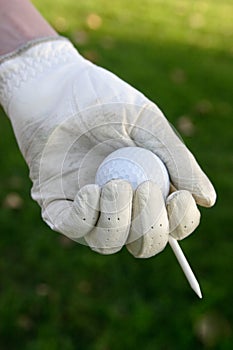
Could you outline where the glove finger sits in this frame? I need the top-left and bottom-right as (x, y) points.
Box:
(85, 179), (133, 255)
(166, 190), (201, 240)
(130, 103), (216, 207)
(42, 184), (101, 240)
(127, 181), (169, 258)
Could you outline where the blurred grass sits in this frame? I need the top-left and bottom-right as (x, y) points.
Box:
(0, 0), (232, 349)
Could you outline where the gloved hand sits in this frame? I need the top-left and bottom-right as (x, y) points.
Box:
(0, 37), (216, 257)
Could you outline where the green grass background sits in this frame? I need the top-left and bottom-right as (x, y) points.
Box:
(0, 0), (232, 349)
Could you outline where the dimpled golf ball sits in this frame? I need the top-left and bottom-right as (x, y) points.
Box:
(95, 147), (170, 198)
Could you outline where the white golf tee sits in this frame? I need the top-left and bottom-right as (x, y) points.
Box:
(96, 147), (202, 298)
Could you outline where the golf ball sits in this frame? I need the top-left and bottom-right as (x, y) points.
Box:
(95, 147), (170, 198)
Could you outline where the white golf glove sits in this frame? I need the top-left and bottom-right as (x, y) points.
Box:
(0, 37), (216, 257)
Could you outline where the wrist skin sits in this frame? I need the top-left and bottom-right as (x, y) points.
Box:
(0, 0), (58, 55)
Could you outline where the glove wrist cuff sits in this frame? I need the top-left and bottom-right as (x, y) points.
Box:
(0, 36), (69, 65)
(0, 37), (85, 113)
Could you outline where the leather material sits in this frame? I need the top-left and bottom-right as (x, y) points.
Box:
(0, 39), (216, 257)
